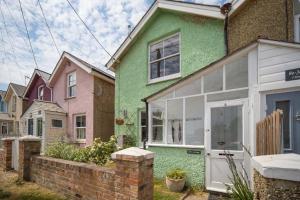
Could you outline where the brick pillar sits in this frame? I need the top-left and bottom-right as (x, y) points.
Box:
(0, 138), (13, 171)
(18, 136), (41, 181)
(112, 147), (154, 200)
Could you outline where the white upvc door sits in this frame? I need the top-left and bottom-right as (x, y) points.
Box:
(205, 99), (248, 193)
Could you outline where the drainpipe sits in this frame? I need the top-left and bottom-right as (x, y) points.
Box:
(221, 3), (232, 55)
(142, 99), (148, 150)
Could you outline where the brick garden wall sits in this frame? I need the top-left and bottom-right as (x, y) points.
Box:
(31, 156), (116, 200)
(0, 139), (12, 170)
(253, 170), (300, 200)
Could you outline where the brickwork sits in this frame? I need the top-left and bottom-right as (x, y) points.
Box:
(0, 139), (13, 171)
(19, 141), (154, 200)
(253, 170), (300, 200)
(18, 138), (41, 181)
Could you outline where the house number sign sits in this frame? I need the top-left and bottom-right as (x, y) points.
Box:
(285, 68), (300, 81)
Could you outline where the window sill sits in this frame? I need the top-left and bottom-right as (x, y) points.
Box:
(147, 143), (204, 149)
(74, 140), (86, 144)
(147, 73), (181, 85)
(64, 96), (76, 100)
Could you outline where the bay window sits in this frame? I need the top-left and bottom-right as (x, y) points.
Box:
(149, 33), (180, 82)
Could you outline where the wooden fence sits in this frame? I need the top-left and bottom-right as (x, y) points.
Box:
(256, 109), (283, 156)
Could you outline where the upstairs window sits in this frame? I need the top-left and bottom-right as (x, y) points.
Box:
(37, 86), (44, 100)
(149, 33), (180, 83)
(67, 72), (76, 98)
(12, 96), (16, 112)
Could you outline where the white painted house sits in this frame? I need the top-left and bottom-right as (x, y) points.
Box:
(143, 39), (300, 192)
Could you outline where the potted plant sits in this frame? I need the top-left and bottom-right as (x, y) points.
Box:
(166, 168), (186, 192)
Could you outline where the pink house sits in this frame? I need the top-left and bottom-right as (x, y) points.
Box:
(23, 69), (52, 106)
(49, 52), (115, 146)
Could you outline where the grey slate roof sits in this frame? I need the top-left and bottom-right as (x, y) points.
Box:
(33, 100), (66, 113)
(10, 83), (26, 97)
(36, 69), (51, 81)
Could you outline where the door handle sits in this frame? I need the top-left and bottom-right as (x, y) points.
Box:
(219, 153), (234, 156)
(207, 153), (210, 156)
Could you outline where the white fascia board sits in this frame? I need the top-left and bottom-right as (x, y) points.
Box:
(258, 39), (300, 49)
(107, 0), (223, 70)
(158, 0), (224, 19)
(49, 53), (92, 85)
(91, 71), (115, 85)
(229, 0), (247, 17)
(22, 71), (38, 98)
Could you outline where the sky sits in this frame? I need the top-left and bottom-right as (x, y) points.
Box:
(0, 0), (226, 91)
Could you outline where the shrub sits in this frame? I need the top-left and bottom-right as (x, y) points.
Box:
(88, 136), (117, 165)
(45, 136), (117, 166)
(225, 153), (253, 200)
(166, 169), (186, 180)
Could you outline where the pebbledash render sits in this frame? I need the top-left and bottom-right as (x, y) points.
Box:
(108, 0), (300, 190)
(107, 0), (225, 186)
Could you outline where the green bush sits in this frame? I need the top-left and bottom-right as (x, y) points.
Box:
(45, 136), (117, 165)
(166, 168), (186, 180)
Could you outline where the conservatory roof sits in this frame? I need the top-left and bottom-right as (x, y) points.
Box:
(143, 39), (300, 102)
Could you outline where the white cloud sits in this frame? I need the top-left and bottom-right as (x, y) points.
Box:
(0, 0), (223, 89)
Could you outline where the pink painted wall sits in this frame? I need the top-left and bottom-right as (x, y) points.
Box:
(52, 62), (94, 146)
(25, 76), (52, 106)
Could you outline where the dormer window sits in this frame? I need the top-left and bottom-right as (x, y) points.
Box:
(38, 85), (44, 100)
(149, 33), (180, 83)
(67, 72), (76, 98)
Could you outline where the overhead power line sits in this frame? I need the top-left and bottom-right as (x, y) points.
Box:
(18, 0), (39, 69)
(65, 0), (113, 59)
(37, 0), (60, 56)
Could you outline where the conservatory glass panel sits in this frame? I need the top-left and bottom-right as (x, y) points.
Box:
(167, 99), (183, 144)
(207, 89), (248, 102)
(226, 56), (248, 90)
(151, 101), (165, 143)
(203, 68), (223, 93)
(185, 96), (204, 145)
(175, 78), (202, 97)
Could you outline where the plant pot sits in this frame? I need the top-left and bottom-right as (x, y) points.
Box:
(165, 176), (185, 192)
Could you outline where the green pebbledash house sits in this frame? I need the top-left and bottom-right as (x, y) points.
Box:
(106, 0), (225, 187)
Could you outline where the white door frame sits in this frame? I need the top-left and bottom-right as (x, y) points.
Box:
(205, 98), (248, 193)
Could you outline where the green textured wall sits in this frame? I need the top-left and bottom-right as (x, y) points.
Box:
(115, 10), (225, 139)
(148, 147), (205, 187)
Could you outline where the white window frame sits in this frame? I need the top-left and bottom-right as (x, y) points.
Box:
(294, 14), (300, 42)
(148, 33), (181, 84)
(147, 54), (250, 148)
(74, 114), (86, 142)
(139, 109), (147, 147)
(1, 122), (8, 134)
(51, 119), (63, 128)
(12, 95), (16, 112)
(67, 72), (76, 98)
(37, 85), (44, 100)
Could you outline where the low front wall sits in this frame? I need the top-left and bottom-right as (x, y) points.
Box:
(253, 170), (300, 200)
(0, 139), (12, 170)
(31, 156), (116, 200)
(148, 146), (205, 187)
